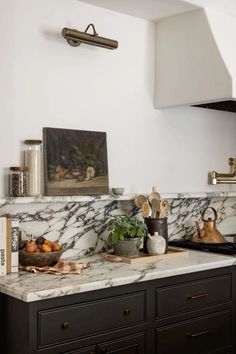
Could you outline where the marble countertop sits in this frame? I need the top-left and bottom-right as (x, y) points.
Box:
(0, 249), (235, 302)
(1, 191), (236, 205)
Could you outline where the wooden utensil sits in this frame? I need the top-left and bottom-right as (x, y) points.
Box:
(151, 198), (160, 218)
(134, 194), (147, 209)
(148, 186), (161, 218)
(148, 186), (161, 203)
(142, 201), (151, 217)
(159, 199), (170, 218)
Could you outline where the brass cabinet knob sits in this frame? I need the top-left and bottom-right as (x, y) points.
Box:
(61, 320), (69, 329)
(123, 308), (131, 316)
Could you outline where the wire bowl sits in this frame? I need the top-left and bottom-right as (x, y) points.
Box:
(19, 249), (64, 267)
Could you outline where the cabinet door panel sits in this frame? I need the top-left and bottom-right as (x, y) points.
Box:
(156, 274), (231, 318)
(98, 333), (145, 354)
(65, 346), (96, 354)
(156, 310), (232, 354)
(38, 292), (146, 348)
(65, 333), (145, 354)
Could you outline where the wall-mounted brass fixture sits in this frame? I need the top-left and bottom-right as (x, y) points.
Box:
(62, 23), (118, 50)
(209, 158), (236, 184)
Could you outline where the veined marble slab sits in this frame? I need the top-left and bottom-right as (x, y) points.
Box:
(1, 196), (236, 258)
(0, 250), (234, 302)
(1, 191), (236, 204)
(0, 194), (135, 205)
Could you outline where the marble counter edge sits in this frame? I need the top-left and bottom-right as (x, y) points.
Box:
(0, 252), (235, 302)
(1, 191), (236, 205)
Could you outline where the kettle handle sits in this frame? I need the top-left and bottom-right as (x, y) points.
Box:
(201, 207), (218, 222)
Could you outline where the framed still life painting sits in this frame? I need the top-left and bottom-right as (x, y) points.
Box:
(43, 127), (109, 196)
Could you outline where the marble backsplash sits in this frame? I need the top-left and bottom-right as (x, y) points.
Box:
(0, 196), (236, 258)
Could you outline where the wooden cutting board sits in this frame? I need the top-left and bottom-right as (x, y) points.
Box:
(102, 246), (187, 264)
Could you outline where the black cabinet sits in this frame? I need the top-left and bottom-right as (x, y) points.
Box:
(155, 274), (232, 319)
(67, 333), (145, 354)
(96, 333), (145, 354)
(38, 292), (146, 348)
(1, 266), (235, 354)
(156, 310), (232, 354)
(66, 346), (96, 354)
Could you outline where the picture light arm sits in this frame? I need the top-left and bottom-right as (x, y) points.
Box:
(62, 23), (118, 50)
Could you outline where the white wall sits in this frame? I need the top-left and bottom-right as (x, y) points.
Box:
(0, 0), (236, 196)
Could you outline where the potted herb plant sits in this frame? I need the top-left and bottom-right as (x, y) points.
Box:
(103, 215), (148, 258)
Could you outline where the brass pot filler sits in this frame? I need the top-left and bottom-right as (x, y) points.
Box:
(209, 157), (236, 184)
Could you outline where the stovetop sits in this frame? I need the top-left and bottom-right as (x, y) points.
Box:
(169, 235), (236, 255)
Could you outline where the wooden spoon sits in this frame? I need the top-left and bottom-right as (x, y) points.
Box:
(142, 201), (151, 218)
(159, 199), (170, 218)
(148, 186), (161, 204)
(150, 198), (160, 218)
(134, 194), (147, 209)
(148, 186), (161, 218)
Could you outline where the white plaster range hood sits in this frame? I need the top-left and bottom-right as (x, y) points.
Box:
(155, 8), (236, 112)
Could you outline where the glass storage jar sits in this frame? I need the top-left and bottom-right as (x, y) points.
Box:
(24, 140), (42, 196)
(9, 167), (28, 197)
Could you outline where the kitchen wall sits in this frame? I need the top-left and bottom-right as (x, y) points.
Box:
(1, 0), (236, 197)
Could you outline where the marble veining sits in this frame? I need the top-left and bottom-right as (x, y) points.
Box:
(0, 194), (135, 205)
(1, 196), (236, 258)
(1, 191), (236, 205)
(0, 251), (235, 302)
(0, 200), (138, 258)
(1, 193), (236, 303)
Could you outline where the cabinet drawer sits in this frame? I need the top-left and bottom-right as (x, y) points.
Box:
(156, 310), (232, 354)
(65, 333), (145, 354)
(156, 275), (231, 318)
(38, 291), (146, 348)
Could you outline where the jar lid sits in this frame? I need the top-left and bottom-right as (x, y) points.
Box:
(10, 166), (29, 172)
(24, 139), (42, 145)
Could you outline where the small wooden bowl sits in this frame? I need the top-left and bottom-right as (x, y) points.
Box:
(19, 249), (64, 267)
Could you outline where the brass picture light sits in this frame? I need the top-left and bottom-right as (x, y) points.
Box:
(62, 23), (118, 50)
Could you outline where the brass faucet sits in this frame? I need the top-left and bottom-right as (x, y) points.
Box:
(209, 157), (236, 184)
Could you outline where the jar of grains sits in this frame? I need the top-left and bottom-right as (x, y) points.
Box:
(9, 167), (28, 197)
(24, 140), (42, 196)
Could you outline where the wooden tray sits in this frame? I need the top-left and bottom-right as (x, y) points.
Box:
(102, 246), (187, 264)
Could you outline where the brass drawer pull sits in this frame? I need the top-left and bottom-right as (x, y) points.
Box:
(188, 329), (210, 338)
(123, 308), (131, 316)
(187, 292), (208, 300)
(61, 320), (69, 329)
